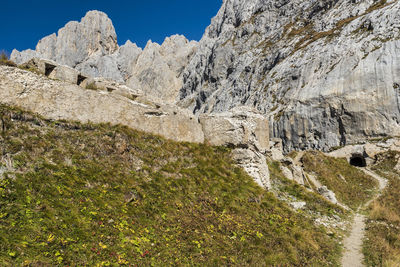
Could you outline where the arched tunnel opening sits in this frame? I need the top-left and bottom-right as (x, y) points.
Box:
(349, 154), (367, 167)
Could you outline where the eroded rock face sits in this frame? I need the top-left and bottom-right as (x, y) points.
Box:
(11, 12), (198, 103)
(127, 36), (198, 104)
(200, 106), (269, 151)
(180, 0), (400, 152)
(200, 107), (270, 188)
(318, 186), (338, 205)
(12, 11), (118, 68)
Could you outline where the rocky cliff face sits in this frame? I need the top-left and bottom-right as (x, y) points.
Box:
(11, 11), (198, 104)
(127, 36), (198, 103)
(10, 2), (400, 152)
(180, 0), (400, 151)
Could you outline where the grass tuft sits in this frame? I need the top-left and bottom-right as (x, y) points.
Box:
(0, 52), (16, 67)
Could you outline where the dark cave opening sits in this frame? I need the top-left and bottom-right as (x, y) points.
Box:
(77, 75), (87, 86)
(349, 155), (367, 167)
(44, 63), (56, 77)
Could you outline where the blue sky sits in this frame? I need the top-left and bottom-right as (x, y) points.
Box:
(1, 0), (222, 56)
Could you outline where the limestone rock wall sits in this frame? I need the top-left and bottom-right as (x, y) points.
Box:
(127, 36), (198, 104)
(180, 0), (400, 152)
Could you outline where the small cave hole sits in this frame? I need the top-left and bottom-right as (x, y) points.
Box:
(107, 87), (116, 93)
(44, 63), (56, 77)
(349, 155), (366, 167)
(77, 75), (87, 86)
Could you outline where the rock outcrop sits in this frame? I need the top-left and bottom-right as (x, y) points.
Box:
(0, 65), (204, 144)
(200, 107), (271, 188)
(11, 11), (198, 104)
(127, 37), (198, 103)
(328, 137), (400, 166)
(180, 0), (400, 152)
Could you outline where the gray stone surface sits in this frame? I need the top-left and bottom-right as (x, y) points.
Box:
(21, 58), (81, 85)
(10, 49), (38, 65)
(127, 36), (198, 103)
(318, 186), (338, 205)
(290, 201), (306, 210)
(179, 0), (400, 152)
(12, 11), (118, 68)
(199, 106), (269, 152)
(231, 148), (270, 189)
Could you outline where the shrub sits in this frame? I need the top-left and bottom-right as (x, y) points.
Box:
(0, 51), (16, 67)
(85, 82), (99, 90)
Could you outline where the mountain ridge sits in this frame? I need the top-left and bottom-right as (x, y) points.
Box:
(11, 11), (198, 105)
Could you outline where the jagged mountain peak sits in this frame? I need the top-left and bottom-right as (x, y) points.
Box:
(11, 10), (199, 103)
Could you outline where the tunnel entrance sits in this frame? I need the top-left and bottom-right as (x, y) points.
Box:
(77, 75), (87, 86)
(44, 63), (56, 77)
(349, 154), (367, 167)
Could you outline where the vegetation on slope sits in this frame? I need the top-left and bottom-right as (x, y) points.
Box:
(364, 151), (400, 266)
(0, 105), (341, 266)
(302, 151), (378, 210)
(0, 52), (16, 67)
(268, 160), (346, 219)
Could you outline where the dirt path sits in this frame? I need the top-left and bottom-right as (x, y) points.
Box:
(341, 168), (387, 267)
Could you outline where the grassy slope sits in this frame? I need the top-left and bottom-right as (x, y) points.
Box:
(268, 161), (346, 219)
(0, 105), (341, 266)
(363, 151), (400, 266)
(302, 151), (378, 210)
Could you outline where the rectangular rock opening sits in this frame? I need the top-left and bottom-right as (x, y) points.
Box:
(107, 87), (116, 92)
(44, 63), (56, 77)
(77, 75), (87, 86)
(129, 94), (138, 101)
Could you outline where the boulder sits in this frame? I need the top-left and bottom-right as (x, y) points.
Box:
(290, 201), (306, 210)
(280, 165), (294, 181)
(318, 186), (338, 205)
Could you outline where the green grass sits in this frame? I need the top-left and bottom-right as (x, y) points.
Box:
(85, 82), (100, 90)
(302, 151), (378, 210)
(18, 64), (41, 76)
(363, 151), (400, 266)
(0, 105), (341, 266)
